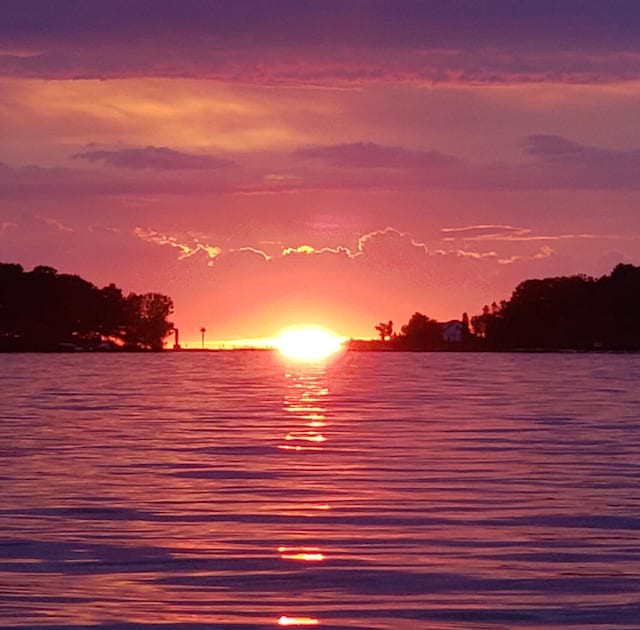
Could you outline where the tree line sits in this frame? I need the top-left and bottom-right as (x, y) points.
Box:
(3, 261), (638, 353)
(0, 263), (174, 351)
(471, 263), (640, 350)
(367, 263), (640, 351)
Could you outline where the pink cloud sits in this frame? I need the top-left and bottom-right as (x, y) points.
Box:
(524, 134), (640, 175)
(4, 46), (640, 86)
(295, 143), (460, 169)
(441, 225), (618, 242)
(5, 132), (640, 203)
(74, 146), (235, 170)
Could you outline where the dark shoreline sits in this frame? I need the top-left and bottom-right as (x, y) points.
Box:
(2, 347), (639, 354)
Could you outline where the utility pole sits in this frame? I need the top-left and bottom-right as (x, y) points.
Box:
(200, 326), (206, 349)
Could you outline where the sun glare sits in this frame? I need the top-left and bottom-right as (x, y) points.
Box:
(274, 326), (345, 362)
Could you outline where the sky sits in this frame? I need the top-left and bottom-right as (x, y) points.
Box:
(2, 1), (640, 346)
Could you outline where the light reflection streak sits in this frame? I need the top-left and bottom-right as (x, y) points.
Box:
(277, 444), (323, 451)
(284, 432), (326, 442)
(284, 405), (326, 414)
(276, 367), (332, 627)
(281, 552), (325, 561)
(278, 546), (326, 562)
(279, 367), (330, 453)
(278, 616), (319, 626)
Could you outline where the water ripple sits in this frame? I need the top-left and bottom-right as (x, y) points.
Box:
(1, 352), (640, 628)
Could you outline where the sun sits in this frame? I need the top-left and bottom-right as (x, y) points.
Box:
(274, 326), (346, 362)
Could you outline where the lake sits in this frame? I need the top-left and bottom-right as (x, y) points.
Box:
(1, 351), (639, 629)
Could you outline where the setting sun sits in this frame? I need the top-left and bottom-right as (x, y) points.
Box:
(274, 326), (345, 361)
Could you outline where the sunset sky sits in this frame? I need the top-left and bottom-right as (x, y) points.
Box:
(2, 1), (640, 346)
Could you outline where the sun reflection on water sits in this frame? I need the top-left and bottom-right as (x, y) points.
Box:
(277, 615), (320, 626)
(276, 366), (333, 628)
(279, 369), (330, 453)
(284, 431), (326, 442)
(277, 444), (323, 451)
(278, 546), (326, 562)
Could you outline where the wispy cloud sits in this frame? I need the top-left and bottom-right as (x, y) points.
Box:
(133, 224), (558, 270)
(520, 134), (640, 188)
(40, 216), (73, 232)
(134, 227), (221, 261)
(281, 244), (351, 257)
(441, 225), (626, 242)
(524, 135), (594, 159)
(295, 143), (459, 169)
(74, 146), (234, 170)
(232, 246), (271, 260)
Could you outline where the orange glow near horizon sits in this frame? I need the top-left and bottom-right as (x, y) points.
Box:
(274, 326), (345, 361)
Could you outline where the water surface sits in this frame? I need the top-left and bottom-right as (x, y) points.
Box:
(1, 352), (639, 629)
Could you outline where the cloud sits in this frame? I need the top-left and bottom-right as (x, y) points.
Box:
(5, 47), (640, 86)
(441, 224), (561, 242)
(134, 227), (222, 261)
(295, 142), (460, 169)
(74, 146), (234, 170)
(496, 246), (555, 265)
(135, 225), (435, 265)
(442, 225), (528, 240)
(282, 244), (316, 255)
(230, 246), (271, 260)
(277, 228), (431, 264)
(285, 136), (640, 192)
(295, 142), (459, 169)
(2, 1), (640, 52)
(356, 226), (428, 255)
(524, 135), (593, 159)
(0, 158), (241, 199)
(519, 135), (640, 188)
(524, 134), (640, 167)
(281, 243), (352, 258)
(40, 216), (73, 232)
(441, 224), (633, 243)
(6, 133), (640, 205)
(2, 2), (640, 84)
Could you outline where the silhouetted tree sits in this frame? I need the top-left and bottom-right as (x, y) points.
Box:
(596, 263), (640, 349)
(0, 263), (24, 340)
(361, 264), (639, 352)
(396, 312), (442, 350)
(471, 264), (640, 350)
(471, 305), (492, 340)
(0, 263), (174, 351)
(123, 292), (174, 351)
(98, 283), (127, 341)
(375, 320), (394, 341)
(461, 312), (472, 346)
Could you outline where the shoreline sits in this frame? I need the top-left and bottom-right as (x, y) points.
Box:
(1, 347), (639, 354)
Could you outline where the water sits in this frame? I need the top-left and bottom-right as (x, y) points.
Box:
(1, 351), (639, 629)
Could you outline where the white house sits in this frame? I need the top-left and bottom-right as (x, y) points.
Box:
(441, 320), (464, 344)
